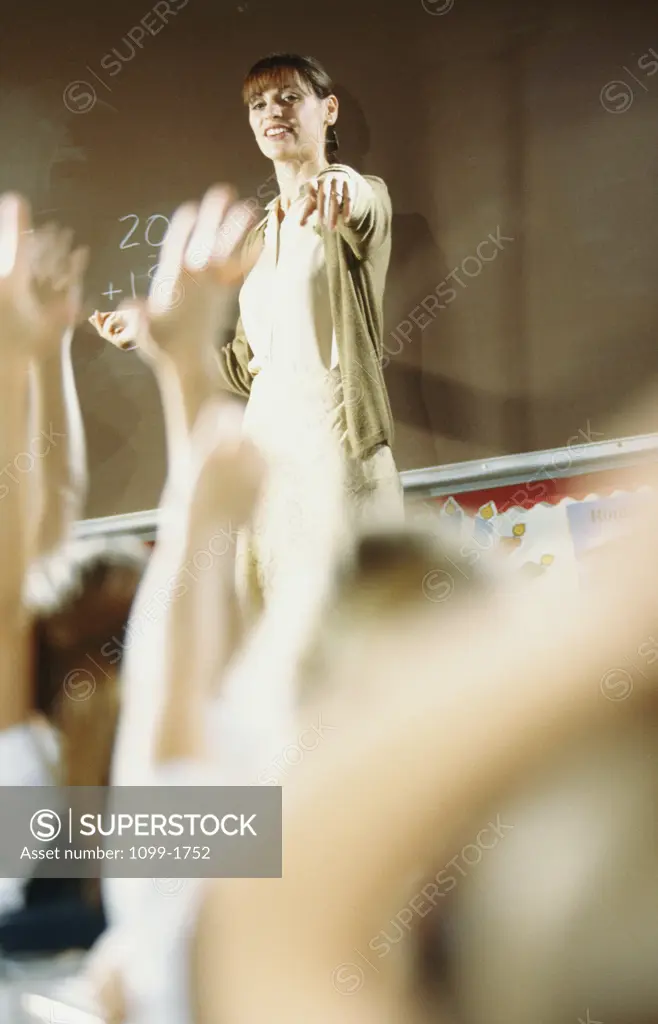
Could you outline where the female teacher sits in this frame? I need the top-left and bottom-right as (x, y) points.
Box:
(91, 53), (403, 616)
(220, 53), (403, 614)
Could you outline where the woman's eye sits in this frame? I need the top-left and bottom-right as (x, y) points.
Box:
(282, 94), (298, 103)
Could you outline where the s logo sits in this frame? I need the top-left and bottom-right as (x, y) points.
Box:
(29, 809), (62, 842)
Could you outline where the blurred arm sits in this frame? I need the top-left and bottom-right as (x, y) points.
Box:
(0, 353), (33, 728)
(201, 480), (658, 1023)
(29, 329), (87, 559)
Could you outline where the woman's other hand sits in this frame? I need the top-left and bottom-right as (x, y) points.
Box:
(299, 172), (353, 231)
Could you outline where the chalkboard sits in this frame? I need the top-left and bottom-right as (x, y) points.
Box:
(0, 0), (377, 322)
(0, 1), (282, 320)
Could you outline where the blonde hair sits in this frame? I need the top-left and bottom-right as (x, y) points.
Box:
(297, 521), (494, 705)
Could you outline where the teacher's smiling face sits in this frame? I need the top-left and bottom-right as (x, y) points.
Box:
(247, 74), (338, 167)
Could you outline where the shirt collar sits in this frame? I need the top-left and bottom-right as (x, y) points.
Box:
(264, 179), (314, 213)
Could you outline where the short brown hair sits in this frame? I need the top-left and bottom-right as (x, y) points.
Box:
(242, 53), (339, 163)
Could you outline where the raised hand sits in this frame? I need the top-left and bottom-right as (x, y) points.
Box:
(95, 186), (257, 366)
(0, 193), (88, 356)
(299, 172), (353, 230)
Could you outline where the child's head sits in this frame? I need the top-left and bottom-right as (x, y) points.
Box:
(298, 519), (495, 710)
(27, 536), (147, 787)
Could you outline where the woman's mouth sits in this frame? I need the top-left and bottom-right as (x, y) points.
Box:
(264, 125), (293, 140)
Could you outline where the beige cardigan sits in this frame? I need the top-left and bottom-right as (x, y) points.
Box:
(217, 164), (394, 460)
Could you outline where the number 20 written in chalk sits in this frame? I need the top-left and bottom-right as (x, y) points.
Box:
(119, 213), (170, 250)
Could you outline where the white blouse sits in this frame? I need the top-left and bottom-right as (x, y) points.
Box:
(239, 187), (339, 378)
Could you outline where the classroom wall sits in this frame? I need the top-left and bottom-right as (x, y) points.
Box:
(2, 0), (657, 516)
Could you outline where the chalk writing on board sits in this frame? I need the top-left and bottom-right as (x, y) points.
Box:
(118, 213), (170, 250)
(102, 212), (170, 305)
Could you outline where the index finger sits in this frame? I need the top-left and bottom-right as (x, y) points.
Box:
(340, 177), (352, 222)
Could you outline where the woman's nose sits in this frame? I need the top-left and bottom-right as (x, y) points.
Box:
(265, 99), (283, 118)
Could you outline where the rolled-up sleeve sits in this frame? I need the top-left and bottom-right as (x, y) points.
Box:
(317, 164), (391, 259)
(216, 315), (253, 398)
